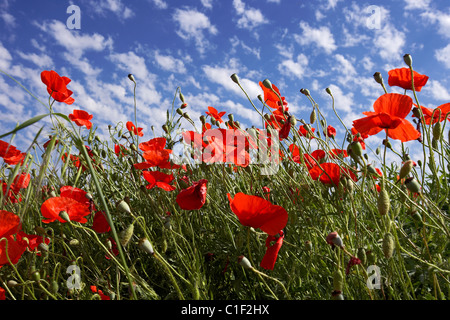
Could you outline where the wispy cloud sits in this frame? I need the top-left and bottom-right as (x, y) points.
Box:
(295, 21), (337, 54)
(233, 0), (268, 31)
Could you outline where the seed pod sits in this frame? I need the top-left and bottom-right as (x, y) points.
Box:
(377, 188), (390, 216)
(382, 233), (395, 259)
(119, 224), (134, 247)
(333, 269), (345, 292)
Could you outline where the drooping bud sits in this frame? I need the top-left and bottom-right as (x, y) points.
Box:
(228, 113), (234, 122)
(230, 73), (240, 84)
(405, 177), (421, 193)
(373, 72), (384, 85)
(350, 141), (363, 157)
(117, 200), (132, 214)
(382, 233), (395, 259)
(237, 255), (252, 269)
(138, 238), (154, 256)
(326, 231), (344, 248)
(325, 87), (332, 96)
(262, 79), (272, 89)
(200, 115), (206, 124)
(289, 116), (297, 126)
(403, 54), (413, 68)
(179, 92), (185, 103)
(300, 88), (310, 96)
(432, 121), (442, 140)
(59, 211), (71, 223)
(128, 74), (136, 83)
(162, 124), (169, 134)
(176, 108), (183, 116)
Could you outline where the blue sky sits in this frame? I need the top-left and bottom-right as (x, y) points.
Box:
(1, 0), (450, 164)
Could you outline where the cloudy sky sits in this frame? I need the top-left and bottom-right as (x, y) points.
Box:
(1, 0), (449, 163)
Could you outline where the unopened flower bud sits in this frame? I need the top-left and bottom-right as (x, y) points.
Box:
(117, 200), (132, 214)
(310, 109), (316, 124)
(237, 255), (252, 269)
(350, 141), (363, 157)
(179, 92), (185, 103)
(300, 88), (310, 96)
(382, 233), (395, 259)
(325, 87), (332, 96)
(333, 269), (345, 292)
(162, 124), (169, 134)
(200, 115), (206, 124)
(128, 74), (136, 83)
(138, 238), (154, 255)
(432, 122), (442, 140)
(119, 224), (134, 247)
(230, 73), (240, 84)
(326, 231), (344, 248)
(377, 188), (390, 216)
(405, 177), (421, 193)
(228, 113), (234, 122)
(176, 108), (183, 116)
(262, 79), (272, 89)
(403, 54), (413, 68)
(59, 211), (71, 223)
(399, 160), (416, 180)
(373, 72), (384, 84)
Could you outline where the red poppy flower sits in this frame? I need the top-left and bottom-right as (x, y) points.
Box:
(298, 124), (315, 138)
(345, 256), (362, 275)
(40, 197), (91, 224)
(143, 170), (176, 191)
(388, 68), (429, 92)
(0, 210), (27, 266)
(0, 287), (5, 300)
(205, 106), (226, 124)
(0, 140), (26, 165)
(324, 125), (336, 138)
(137, 137), (173, 168)
(176, 179), (208, 210)
(90, 285), (111, 300)
(60, 186), (92, 207)
(1, 172), (31, 203)
(309, 163), (357, 186)
(258, 81), (288, 110)
(92, 211), (111, 234)
(260, 231), (284, 270)
(69, 110), (93, 129)
(16, 231), (50, 252)
(126, 121), (144, 137)
(352, 93), (420, 142)
(329, 149), (348, 159)
(41, 70), (75, 104)
(227, 192), (288, 236)
(114, 144), (126, 157)
(413, 103), (450, 125)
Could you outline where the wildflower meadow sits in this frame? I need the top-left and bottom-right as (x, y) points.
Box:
(0, 53), (449, 302)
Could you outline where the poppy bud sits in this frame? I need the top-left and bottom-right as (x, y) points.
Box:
(289, 116), (297, 126)
(432, 138), (438, 150)
(200, 115), (206, 124)
(405, 177), (421, 193)
(432, 122), (442, 140)
(300, 88), (310, 96)
(119, 224), (134, 247)
(32, 271), (41, 283)
(399, 160), (416, 180)
(366, 250), (377, 265)
(7, 280), (19, 288)
(331, 290), (344, 300)
(38, 242), (49, 252)
(310, 109), (316, 124)
(377, 188), (390, 216)
(382, 232), (395, 259)
(326, 231), (344, 248)
(128, 74), (136, 83)
(230, 73), (240, 84)
(373, 72), (384, 84)
(228, 113), (234, 122)
(180, 103), (188, 109)
(59, 210), (71, 223)
(350, 141), (363, 157)
(325, 87), (332, 96)
(176, 108), (183, 116)
(138, 238), (154, 256)
(117, 200), (132, 214)
(179, 92), (185, 103)
(403, 54), (413, 68)
(182, 112), (191, 120)
(382, 139), (392, 149)
(162, 124), (169, 134)
(69, 239), (79, 247)
(333, 269), (345, 292)
(357, 248), (367, 265)
(262, 79), (272, 89)
(237, 255), (252, 269)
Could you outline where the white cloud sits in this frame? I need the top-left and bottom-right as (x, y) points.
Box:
(90, 0), (134, 20)
(278, 53), (309, 80)
(0, 41), (12, 70)
(154, 51), (187, 74)
(374, 25), (406, 61)
(233, 0), (268, 31)
(38, 20), (113, 59)
(173, 8), (218, 55)
(200, 0), (213, 9)
(424, 80), (450, 101)
(420, 9), (450, 38)
(149, 0), (168, 9)
(230, 36), (261, 59)
(17, 51), (53, 69)
(295, 21), (337, 54)
(109, 51), (150, 80)
(435, 44), (450, 68)
(404, 0), (431, 10)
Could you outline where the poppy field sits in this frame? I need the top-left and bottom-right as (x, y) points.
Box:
(0, 54), (449, 301)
